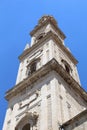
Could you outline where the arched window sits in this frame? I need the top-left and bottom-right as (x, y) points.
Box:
(61, 59), (71, 74)
(22, 123), (30, 130)
(65, 64), (70, 74)
(30, 61), (36, 74)
(15, 112), (38, 130)
(27, 58), (40, 76)
(27, 61), (37, 76)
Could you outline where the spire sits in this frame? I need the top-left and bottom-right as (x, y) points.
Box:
(24, 43), (29, 51)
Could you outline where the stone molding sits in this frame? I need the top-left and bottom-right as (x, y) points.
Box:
(61, 109), (87, 128)
(5, 58), (87, 102)
(19, 31), (77, 65)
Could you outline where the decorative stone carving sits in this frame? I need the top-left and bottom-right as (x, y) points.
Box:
(15, 111), (38, 130)
(25, 111), (38, 119)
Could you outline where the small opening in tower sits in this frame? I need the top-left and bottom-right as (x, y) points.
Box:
(65, 64), (70, 74)
(38, 35), (43, 40)
(37, 33), (45, 41)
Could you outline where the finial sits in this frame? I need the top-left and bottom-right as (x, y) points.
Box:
(24, 43), (29, 51)
(38, 15), (58, 26)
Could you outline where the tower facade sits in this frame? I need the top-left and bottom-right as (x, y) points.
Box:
(3, 16), (87, 130)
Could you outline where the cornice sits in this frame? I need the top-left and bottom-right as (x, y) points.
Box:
(61, 109), (87, 128)
(19, 31), (77, 65)
(5, 58), (87, 102)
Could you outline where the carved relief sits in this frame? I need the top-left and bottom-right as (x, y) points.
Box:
(15, 111), (38, 130)
(19, 92), (39, 109)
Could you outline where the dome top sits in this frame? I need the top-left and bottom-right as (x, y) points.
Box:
(30, 15), (66, 39)
(38, 15), (58, 26)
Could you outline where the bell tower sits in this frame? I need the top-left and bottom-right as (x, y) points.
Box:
(3, 16), (87, 130)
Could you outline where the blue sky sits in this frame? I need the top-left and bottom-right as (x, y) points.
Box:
(0, 0), (87, 129)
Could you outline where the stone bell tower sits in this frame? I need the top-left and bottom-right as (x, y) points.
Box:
(3, 16), (87, 130)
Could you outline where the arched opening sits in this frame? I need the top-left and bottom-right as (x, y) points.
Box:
(61, 59), (71, 74)
(65, 64), (70, 74)
(15, 112), (38, 130)
(28, 61), (37, 76)
(22, 123), (30, 130)
(30, 61), (36, 74)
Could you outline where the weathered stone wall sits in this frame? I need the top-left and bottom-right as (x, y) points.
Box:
(3, 72), (58, 130)
(3, 68), (87, 130)
(51, 40), (81, 85)
(16, 39), (53, 84)
(16, 37), (81, 86)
